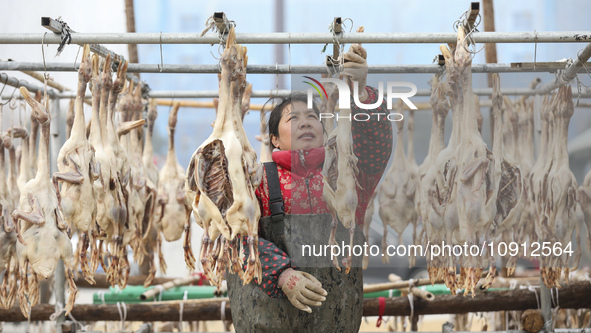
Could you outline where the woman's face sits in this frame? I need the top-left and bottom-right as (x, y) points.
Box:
(271, 101), (324, 151)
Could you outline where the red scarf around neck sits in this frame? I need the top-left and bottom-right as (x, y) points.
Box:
(271, 147), (325, 179)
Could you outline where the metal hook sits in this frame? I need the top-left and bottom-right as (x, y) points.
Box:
(10, 101), (15, 136)
(533, 30), (538, 71)
(342, 18), (354, 33)
(577, 48), (591, 82)
(158, 31), (164, 73)
(41, 32), (50, 82)
(0, 75), (19, 107)
(288, 43), (291, 74)
(8, 94), (18, 110)
(275, 63), (279, 97)
(0, 74), (8, 97)
(73, 45), (82, 71)
(19, 99), (25, 127)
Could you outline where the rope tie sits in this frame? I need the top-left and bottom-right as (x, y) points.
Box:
(522, 285), (541, 309)
(98, 291), (106, 304)
(156, 285), (165, 302)
(54, 17), (72, 57)
(68, 313), (87, 332)
(407, 279), (416, 330)
(452, 10), (485, 57)
(220, 300), (228, 325)
(574, 48), (591, 105)
(178, 290), (189, 331)
(556, 58), (575, 86)
(376, 297), (386, 327)
(49, 301), (65, 321)
(200, 15), (216, 37)
(116, 301), (127, 332)
(509, 279), (517, 290)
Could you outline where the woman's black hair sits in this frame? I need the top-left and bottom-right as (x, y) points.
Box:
(264, 92), (322, 153)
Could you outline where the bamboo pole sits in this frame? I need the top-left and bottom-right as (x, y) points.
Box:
(74, 273), (179, 289)
(156, 99), (273, 111)
(387, 273), (434, 301)
(483, 0), (499, 148)
(22, 71), (69, 92)
(140, 275), (205, 300)
(155, 99), (434, 111)
(21, 70), (93, 106)
(363, 271), (488, 294)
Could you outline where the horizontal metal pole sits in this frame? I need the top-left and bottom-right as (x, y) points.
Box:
(536, 41), (591, 94)
(139, 88), (591, 98)
(0, 72), (56, 97)
(40, 17), (143, 87)
(1, 89), (291, 100)
(6, 86), (591, 100)
(88, 43), (143, 87)
(1, 61), (586, 74)
(3, 88), (591, 101)
(1, 31), (591, 45)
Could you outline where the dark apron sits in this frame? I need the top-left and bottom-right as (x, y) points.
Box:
(227, 213), (365, 333)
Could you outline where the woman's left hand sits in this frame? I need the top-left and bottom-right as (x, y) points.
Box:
(341, 44), (368, 100)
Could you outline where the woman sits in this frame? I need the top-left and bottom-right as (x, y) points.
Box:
(227, 44), (393, 333)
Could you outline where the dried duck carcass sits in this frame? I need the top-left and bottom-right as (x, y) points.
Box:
(89, 55), (128, 287)
(417, 74), (449, 283)
(433, 27), (496, 295)
(579, 169), (591, 253)
(489, 74), (523, 277)
(52, 45), (99, 284)
(118, 81), (149, 274)
(189, 27), (262, 286)
(378, 101), (417, 266)
(140, 99), (160, 286)
(0, 190), (17, 309)
(322, 27), (367, 274)
(14, 87), (77, 317)
(153, 102), (194, 272)
(537, 86), (580, 288)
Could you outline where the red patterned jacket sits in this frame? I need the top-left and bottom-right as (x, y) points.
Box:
(242, 86), (393, 297)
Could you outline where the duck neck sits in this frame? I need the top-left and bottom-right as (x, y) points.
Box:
(37, 122), (50, 180)
(71, 77), (89, 140)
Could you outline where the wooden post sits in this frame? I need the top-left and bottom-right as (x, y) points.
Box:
(483, 0), (499, 149)
(125, 0), (140, 79)
(410, 313), (419, 331)
(541, 277), (553, 332)
(274, 0), (285, 89)
(482, 0), (498, 87)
